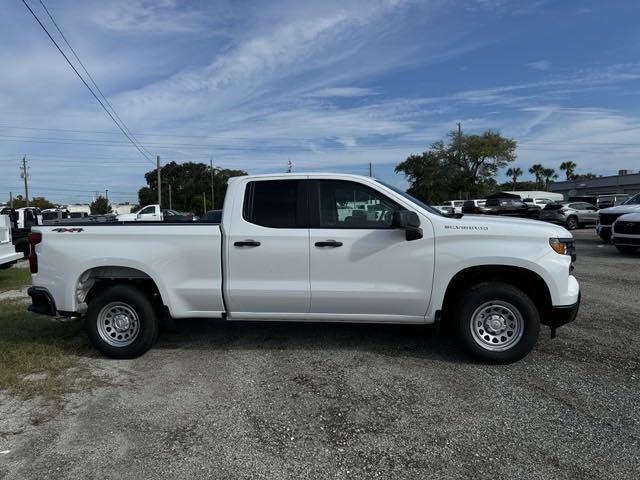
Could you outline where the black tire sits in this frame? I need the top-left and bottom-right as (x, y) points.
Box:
(565, 216), (578, 230)
(454, 282), (540, 364)
(86, 284), (159, 359)
(615, 245), (638, 254)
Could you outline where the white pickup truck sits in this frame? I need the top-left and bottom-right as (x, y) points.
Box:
(117, 204), (195, 222)
(27, 173), (580, 363)
(1, 215), (23, 269)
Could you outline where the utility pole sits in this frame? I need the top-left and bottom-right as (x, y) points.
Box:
(203, 192), (207, 213)
(9, 192), (13, 209)
(168, 184), (172, 210)
(287, 159), (293, 173)
(105, 189), (109, 203)
(20, 156), (30, 207)
(369, 162), (373, 177)
(210, 158), (215, 209)
(156, 155), (162, 207)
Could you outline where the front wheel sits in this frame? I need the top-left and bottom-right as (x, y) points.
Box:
(454, 282), (540, 364)
(86, 284), (159, 359)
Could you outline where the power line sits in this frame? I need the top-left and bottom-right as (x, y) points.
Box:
(20, 0), (155, 165)
(36, 0), (153, 161)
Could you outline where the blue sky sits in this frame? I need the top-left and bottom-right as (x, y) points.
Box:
(1, 0), (639, 204)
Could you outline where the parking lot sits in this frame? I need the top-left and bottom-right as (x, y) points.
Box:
(0, 228), (639, 479)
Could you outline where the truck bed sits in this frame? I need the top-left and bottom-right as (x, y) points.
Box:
(32, 223), (225, 318)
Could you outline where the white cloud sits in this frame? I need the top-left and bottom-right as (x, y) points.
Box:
(527, 60), (551, 71)
(304, 87), (378, 97)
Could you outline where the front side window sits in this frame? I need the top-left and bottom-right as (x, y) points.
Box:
(243, 180), (305, 228)
(139, 206), (155, 215)
(314, 180), (398, 228)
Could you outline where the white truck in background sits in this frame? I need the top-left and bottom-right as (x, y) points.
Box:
(0, 215), (23, 269)
(116, 205), (195, 222)
(27, 173), (580, 363)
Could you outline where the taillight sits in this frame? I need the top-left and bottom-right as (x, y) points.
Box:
(27, 232), (42, 273)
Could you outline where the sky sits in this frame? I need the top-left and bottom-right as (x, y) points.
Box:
(1, 0), (639, 204)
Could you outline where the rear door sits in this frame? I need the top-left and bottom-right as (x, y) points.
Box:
(307, 179), (434, 321)
(225, 179), (310, 316)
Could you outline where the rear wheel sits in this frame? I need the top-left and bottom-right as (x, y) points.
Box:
(565, 216), (578, 230)
(454, 282), (540, 364)
(86, 284), (159, 359)
(616, 245), (638, 254)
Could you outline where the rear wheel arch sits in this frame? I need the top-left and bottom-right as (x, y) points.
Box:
(77, 266), (165, 311)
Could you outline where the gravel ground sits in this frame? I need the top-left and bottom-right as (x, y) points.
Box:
(1, 229), (639, 479)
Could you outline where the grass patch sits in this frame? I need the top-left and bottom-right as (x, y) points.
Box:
(0, 299), (98, 400)
(0, 266), (31, 291)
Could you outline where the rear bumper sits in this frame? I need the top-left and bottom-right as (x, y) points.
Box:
(544, 292), (580, 335)
(27, 286), (57, 316)
(539, 213), (566, 224)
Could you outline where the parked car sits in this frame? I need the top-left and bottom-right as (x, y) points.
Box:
(538, 202), (599, 230)
(611, 213), (640, 254)
(484, 197), (537, 218)
(0, 215), (23, 269)
(27, 173), (580, 364)
(596, 193), (640, 242)
(432, 205), (455, 215)
(41, 209), (71, 224)
(440, 200), (465, 214)
(597, 194), (630, 209)
(462, 199), (487, 214)
(201, 209), (223, 223)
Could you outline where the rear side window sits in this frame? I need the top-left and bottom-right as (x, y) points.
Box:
(486, 199), (500, 206)
(243, 180), (306, 228)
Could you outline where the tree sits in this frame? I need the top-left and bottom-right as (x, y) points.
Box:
(559, 161), (577, 181)
(395, 130), (516, 203)
(4, 195), (55, 209)
(542, 168), (558, 190)
(574, 172), (599, 180)
(506, 167), (523, 190)
(529, 164), (545, 190)
(90, 195), (112, 215)
(138, 161), (247, 215)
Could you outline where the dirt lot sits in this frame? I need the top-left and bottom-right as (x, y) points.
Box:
(1, 229), (639, 479)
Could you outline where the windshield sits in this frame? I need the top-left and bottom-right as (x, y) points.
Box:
(375, 179), (444, 216)
(623, 193), (640, 205)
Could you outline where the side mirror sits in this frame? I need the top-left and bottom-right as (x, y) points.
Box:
(392, 210), (423, 241)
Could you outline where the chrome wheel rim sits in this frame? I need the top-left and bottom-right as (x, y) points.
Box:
(470, 301), (524, 352)
(97, 302), (140, 347)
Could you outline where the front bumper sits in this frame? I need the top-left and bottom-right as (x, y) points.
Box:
(612, 235), (640, 246)
(545, 292), (581, 338)
(27, 286), (57, 316)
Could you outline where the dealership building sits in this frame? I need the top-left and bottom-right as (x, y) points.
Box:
(549, 170), (640, 199)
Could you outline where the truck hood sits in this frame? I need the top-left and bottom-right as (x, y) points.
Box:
(616, 212), (640, 223)
(438, 214), (571, 238)
(599, 204), (640, 215)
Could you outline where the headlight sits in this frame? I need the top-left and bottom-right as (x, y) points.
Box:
(549, 238), (575, 261)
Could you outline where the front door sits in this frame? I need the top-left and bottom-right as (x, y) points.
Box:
(308, 179), (434, 321)
(225, 179), (310, 317)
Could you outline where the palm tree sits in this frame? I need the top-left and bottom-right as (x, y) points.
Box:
(506, 167), (523, 190)
(559, 161), (577, 181)
(529, 164), (544, 189)
(542, 168), (558, 190)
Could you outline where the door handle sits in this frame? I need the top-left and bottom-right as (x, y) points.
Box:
(234, 240), (261, 247)
(315, 240), (343, 247)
